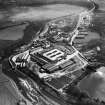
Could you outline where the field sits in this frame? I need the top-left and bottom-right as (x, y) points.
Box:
(0, 1), (105, 105)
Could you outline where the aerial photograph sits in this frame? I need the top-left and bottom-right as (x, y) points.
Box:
(1, 0), (105, 105)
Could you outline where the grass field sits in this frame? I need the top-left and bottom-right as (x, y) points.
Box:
(0, 4), (86, 105)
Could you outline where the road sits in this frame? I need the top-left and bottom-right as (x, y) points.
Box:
(0, 1), (104, 105)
